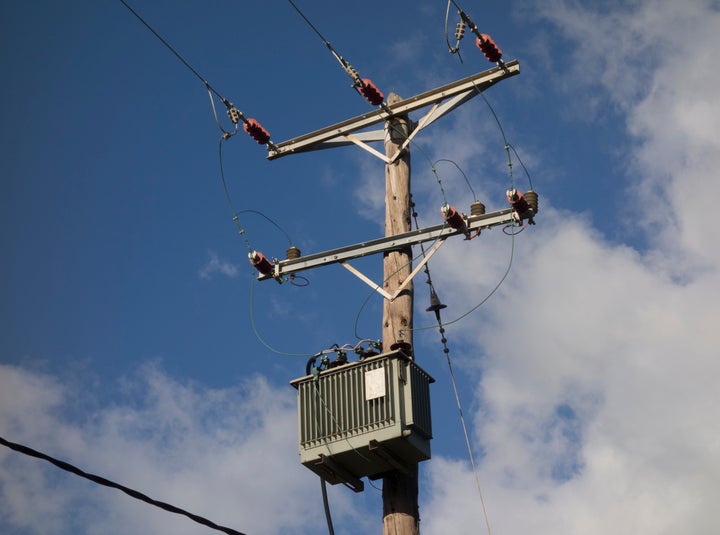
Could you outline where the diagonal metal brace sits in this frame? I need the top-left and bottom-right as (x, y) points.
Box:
(340, 238), (446, 301)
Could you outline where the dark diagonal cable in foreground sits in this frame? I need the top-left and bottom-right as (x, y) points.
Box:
(0, 435), (249, 535)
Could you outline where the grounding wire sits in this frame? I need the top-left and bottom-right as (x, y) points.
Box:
(409, 228), (515, 334)
(219, 137), (295, 249)
(0, 435), (248, 535)
(248, 271), (314, 357)
(219, 137), (253, 252)
(507, 142), (534, 191)
(433, 158), (478, 202)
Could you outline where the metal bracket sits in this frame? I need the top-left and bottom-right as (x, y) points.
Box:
(266, 60), (520, 160)
(340, 238), (446, 301)
(315, 454), (365, 493)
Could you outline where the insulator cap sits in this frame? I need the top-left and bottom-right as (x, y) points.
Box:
(390, 341), (413, 357)
(524, 190), (539, 214)
(426, 289), (447, 312)
(470, 200), (486, 216)
(243, 118), (271, 145)
(357, 78), (384, 106)
(476, 34), (502, 63)
(286, 245), (301, 260)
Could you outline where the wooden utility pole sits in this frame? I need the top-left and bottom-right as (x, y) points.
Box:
(382, 93), (418, 535)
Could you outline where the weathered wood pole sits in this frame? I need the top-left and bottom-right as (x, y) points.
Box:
(381, 93), (418, 535)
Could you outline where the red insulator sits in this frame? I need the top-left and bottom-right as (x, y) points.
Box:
(248, 250), (274, 275)
(476, 34), (502, 63)
(357, 78), (384, 106)
(507, 188), (530, 214)
(243, 118), (271, 145)
(441, 204), (466, 231)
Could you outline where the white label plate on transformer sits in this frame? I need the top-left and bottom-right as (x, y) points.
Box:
(365, 368), (386, 400)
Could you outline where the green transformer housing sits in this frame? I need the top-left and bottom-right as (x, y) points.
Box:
(290, 350), (434, 492)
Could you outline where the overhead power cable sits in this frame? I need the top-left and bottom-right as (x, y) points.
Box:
(117, 0), (223, 100)
(117, 0), (273, 145)
(287, 0), (387, 108)
(0, 435), (249, 535)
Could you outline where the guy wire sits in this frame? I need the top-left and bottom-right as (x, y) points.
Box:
(435, 314), (493, 535)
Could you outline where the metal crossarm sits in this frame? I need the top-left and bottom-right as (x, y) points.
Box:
(259, 207), (521, 281)
(266, 60), (520, 160)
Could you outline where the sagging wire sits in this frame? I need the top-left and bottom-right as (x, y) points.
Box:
(0, 435), (248, 535)
(414, 228), (516, 332)
(443, 2), (540, 236)
(219, 137), (309, 286)
(118, 0), (273, 147)
(386, 114), (488, 233)
(443, 0), (538, 208)
(444, 0), (466, 60)
(248, 271), (314, 357)
(287, 0), (388, 110)
(434, 159), (478, 202)
(219, 138), (254, 253)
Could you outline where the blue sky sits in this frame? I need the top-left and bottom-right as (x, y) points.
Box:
(2, 1), (720, 534)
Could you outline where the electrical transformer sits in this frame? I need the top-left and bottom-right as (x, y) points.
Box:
(290, 350), (434, 492)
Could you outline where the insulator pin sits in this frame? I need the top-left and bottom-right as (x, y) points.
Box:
(249, 250), (274, 275)
(470, 200), (486, 216)
(243, 118), (271, 145)
(476, 34), (502, 63)
(357, 78), (384, 106)
(286, 245), (301, 260)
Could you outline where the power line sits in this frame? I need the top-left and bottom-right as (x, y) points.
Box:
(0, 435), (249, 535)
(117, 0), (273, 145)
(117, 0), (224, 101)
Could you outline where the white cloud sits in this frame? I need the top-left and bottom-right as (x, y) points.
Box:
(0, 363), (336, 535)
(415, 2), (720, 534)
(199, 251), (240, 280)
